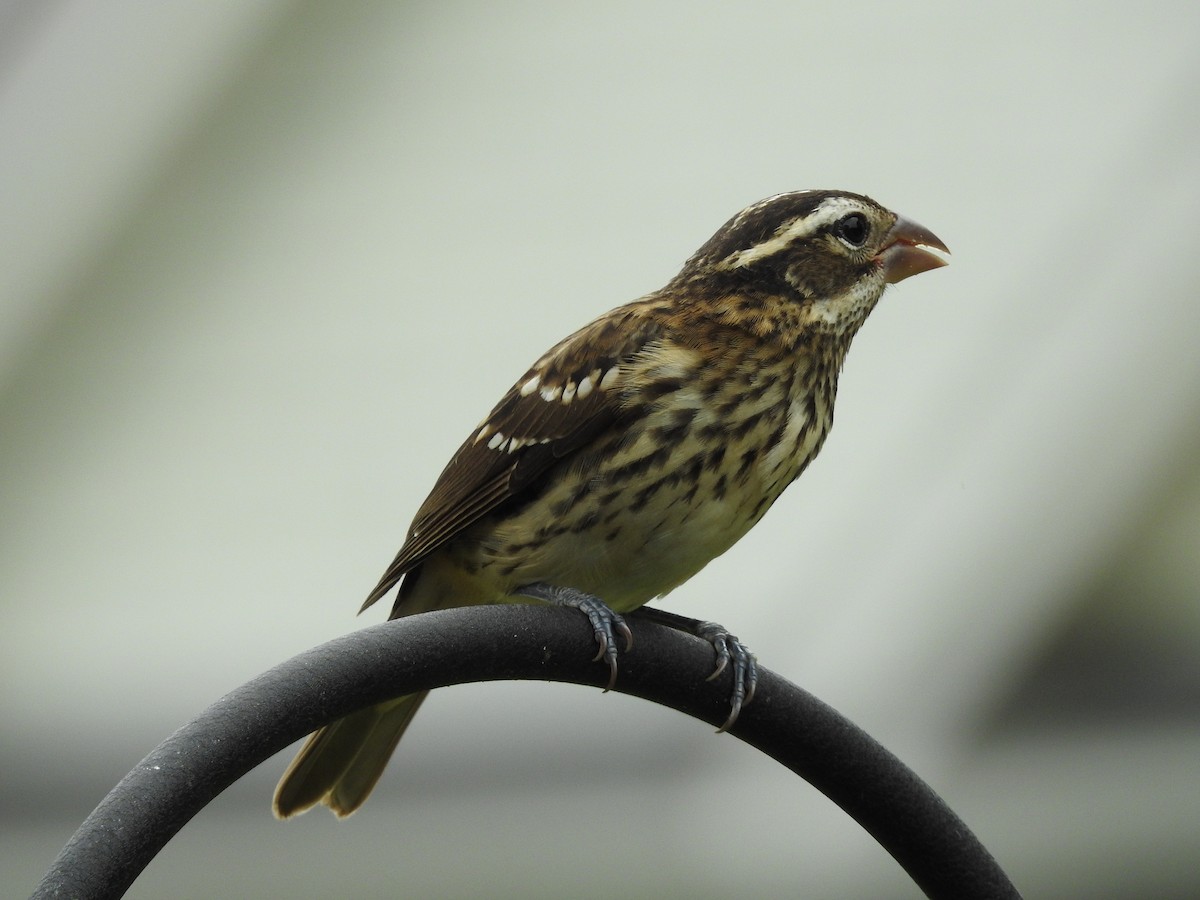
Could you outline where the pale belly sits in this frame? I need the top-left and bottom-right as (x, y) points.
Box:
(505, 486), (770, 611)
(459, 388), (830, 612)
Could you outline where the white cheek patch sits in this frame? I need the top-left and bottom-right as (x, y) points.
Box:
(803, 271), (885, 331)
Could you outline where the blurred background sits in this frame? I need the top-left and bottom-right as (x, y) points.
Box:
(3, 2), (1198, 897)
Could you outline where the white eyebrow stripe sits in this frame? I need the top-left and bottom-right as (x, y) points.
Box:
(718, 196), (864, 269)
(722, 216), (818, 268)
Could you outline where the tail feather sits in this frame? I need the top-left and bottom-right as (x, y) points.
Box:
(273, 691), (429, 818)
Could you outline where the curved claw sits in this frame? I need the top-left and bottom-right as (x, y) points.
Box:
(695, 621), (758, 732)
(514, 583), (631, 691)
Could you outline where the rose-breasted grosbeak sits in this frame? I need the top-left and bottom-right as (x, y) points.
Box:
(273, 189), (948, 818)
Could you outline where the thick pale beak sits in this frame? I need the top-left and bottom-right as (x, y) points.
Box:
(879, 215), (950, 284)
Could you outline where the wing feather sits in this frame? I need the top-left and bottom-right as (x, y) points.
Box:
(361, 303), (665, 611)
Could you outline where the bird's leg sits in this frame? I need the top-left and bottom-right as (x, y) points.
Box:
(633, 606), (758, 732)
(512, 583), (633, 691)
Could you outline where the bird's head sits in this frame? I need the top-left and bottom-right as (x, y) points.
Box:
(674, 190), (948, 343)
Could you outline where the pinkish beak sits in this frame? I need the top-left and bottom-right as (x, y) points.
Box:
(879, 215), (950, 284)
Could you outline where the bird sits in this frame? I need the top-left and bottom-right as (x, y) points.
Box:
(273, 189), (948, 819)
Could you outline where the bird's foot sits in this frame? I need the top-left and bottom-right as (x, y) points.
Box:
(632, 607), (758, 731)
(513, 583), (632, 691)
(693, 620), (758, 732)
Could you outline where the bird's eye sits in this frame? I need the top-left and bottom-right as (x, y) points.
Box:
(834, 213), (869, 248)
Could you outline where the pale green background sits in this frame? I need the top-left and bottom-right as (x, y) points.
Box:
(3, 2), (1199, 897)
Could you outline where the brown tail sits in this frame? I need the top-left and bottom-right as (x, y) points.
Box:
(272, 691), (429, 818)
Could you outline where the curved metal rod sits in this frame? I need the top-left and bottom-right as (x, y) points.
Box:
(30, 604), (1021, 899)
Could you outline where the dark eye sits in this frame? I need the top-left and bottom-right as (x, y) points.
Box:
(834, 212), (869, 248)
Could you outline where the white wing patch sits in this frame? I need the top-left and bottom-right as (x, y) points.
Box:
(481, 430), (555, 454)
(475, 362), (623, 454)
(531, 366), (617, 405)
